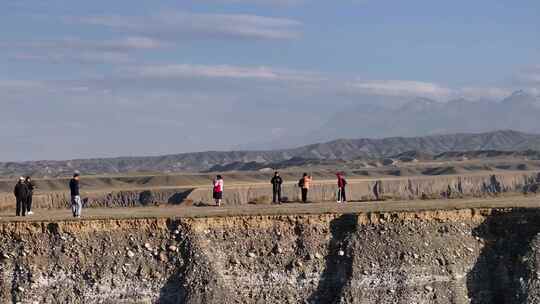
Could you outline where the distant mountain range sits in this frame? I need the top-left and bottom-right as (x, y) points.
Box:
(305, 90), (540, 143)
(2, 130), (540, 177)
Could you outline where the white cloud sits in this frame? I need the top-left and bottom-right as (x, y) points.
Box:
(0, 63), (528, 161)
(456, 87), (513, 100)
(76, 11), (302, 40)
(12, 52), (133, 65)
(522, 66), (540, 83)
(346, 79), (519, 100)
(348, 80), (453, 99)
(1, 63), (518, 103)
(0, 80), (45, 88)
(2, 36), (164, 65)
(3, 36), (165, 52)
(123, 64), (322, 82)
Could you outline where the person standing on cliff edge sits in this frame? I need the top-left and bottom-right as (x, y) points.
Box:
(14, 177), (29, 217)
(299, 173), (312, 203)
(271, 171), (283, 204)
(25, 176), (35, 215)
(336, 172), (347, 203)
(213, 175), (224, 207)
(70, 172), (82, 218)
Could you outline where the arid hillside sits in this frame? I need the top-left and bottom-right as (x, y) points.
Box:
(2, 130), (540, 177)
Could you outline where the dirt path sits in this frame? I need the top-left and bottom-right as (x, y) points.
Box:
(1, 195), (539, 223)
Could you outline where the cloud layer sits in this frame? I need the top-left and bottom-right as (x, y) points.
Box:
(76, 11), (302, 41)
(1, 3), (538, 161)
(4, 36), (165, 65)
(348, 80), (452, 99)
(520, 65), (540, 85)
(123, 64), (322, 82)
(343, 79), (512, 100)
(4, 36), (165, 52)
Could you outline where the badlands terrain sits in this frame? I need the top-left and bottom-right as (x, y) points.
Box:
(3, 131), (540, 303)
(2, 196), (540, 303)
(2, 164), (540, 303)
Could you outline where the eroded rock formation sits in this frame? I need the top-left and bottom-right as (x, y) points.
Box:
(1, 208), (540, 303)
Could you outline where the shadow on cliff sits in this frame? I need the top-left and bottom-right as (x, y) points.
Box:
(158, 220), (187, 304)
(167, 189), (195, 205)
(467, 208), (540, 304)
(159, 270), (186, 304)
(158, 220), (230, 304)
(308, 214), (358, 304)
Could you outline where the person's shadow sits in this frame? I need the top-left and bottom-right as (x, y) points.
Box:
(308, 214), (358, 304)
(467, 208), (540, 303)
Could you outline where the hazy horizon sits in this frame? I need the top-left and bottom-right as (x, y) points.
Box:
(1, 1), (539, 161)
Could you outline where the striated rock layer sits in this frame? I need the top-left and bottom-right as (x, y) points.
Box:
(2, 207), (540, 303)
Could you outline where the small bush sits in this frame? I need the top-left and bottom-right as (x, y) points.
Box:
(248, 195), (271, 205)
(139, 191), (155, 206)
(182, 199), (195, 207)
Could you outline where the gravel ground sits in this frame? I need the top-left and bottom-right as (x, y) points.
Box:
(1, 195), (539, 223)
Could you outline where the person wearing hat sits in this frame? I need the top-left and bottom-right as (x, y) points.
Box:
(13, 177), (29, 217)
(70, 172), (82, 218)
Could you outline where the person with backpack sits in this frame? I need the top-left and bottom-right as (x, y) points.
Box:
(336, 172), (347, 203)
(70, 172), (82, 218)
(14, 177), (29, 217)
(213, 175), (224, 206)
(298, 173), (312, 203)
(271, 171), (283, 204)
(25, 176), (36, 215)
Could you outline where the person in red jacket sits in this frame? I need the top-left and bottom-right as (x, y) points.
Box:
(337, 172), (347, 203)
(213, 175), (224, 206)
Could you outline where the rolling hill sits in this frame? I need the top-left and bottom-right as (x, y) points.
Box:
(2, 130), (540, 177)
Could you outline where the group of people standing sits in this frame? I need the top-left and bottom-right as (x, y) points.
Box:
(13, 173), (82, 218)
(212, 171), (348, 205)
(13, 171), (348, 216)
(13, 176), (35, 217)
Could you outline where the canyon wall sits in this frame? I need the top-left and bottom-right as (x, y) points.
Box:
(1, 207), (540, 303)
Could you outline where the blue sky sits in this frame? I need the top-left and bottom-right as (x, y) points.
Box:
(0, 0), (539, 161)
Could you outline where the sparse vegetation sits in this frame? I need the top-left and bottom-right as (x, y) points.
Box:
(248, 195), (271, 205)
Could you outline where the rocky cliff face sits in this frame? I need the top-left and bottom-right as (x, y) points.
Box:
(2, 208), (540, 303)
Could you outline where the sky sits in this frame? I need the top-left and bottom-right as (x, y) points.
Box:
(0, 0), (539, 161)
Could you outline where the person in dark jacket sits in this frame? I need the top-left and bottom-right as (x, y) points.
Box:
(14, 177), (29, 217)
(70, 172), (82, 218)
(271, 171), (283, 204)
(25, 176), (35, 215)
